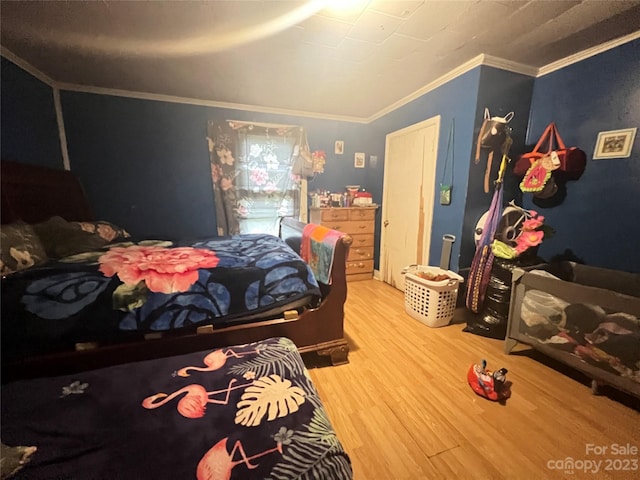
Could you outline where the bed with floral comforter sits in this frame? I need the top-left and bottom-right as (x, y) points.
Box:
(0, 336), (352, 480)
(1, 233), (321, 363)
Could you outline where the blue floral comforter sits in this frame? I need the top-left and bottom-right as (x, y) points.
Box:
(1, 234), (321, 361)
(1, 337), (352, 480)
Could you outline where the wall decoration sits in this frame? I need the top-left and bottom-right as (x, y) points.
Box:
(593, 128), (637, 159)
(354, 152), (365, 168)
(335, 141), (344, 155)
(312, 150), (326, 173)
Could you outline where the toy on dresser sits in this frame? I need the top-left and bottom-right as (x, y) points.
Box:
(353, 190), (373, 206)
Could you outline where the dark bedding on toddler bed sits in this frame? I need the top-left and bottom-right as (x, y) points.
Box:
(1, 234), (321, 362)
(0, 336), (352, 480)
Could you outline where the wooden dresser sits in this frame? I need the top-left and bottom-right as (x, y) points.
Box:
(310, 206), (377, 281)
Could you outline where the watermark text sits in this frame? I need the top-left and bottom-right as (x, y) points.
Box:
(546, 443), (638, 475)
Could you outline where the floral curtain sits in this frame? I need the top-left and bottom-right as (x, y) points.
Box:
(206, 120), (306, 236)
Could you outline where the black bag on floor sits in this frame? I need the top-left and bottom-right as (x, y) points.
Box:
(464, 255), (543, 339)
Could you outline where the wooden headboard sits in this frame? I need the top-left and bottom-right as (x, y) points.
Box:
(1, 161), (94, 224)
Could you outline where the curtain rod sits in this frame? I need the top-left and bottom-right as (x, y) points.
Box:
(226, 120), (302, 130)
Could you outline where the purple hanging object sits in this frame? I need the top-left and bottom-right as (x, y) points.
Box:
(465, 184), (504, 313)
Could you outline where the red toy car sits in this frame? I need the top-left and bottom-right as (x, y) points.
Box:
(467, 360), (511, 401)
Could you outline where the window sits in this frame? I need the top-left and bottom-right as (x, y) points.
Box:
(207, 121), (308, 236)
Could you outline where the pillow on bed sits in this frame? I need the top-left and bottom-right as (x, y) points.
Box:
(73, 220), (130, 244)
(32, 216), (130, 259)
(0, 222), (49, 275)
(1, 443), (37, 479)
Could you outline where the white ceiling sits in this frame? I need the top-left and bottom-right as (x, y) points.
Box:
(2, 0), (640, 120)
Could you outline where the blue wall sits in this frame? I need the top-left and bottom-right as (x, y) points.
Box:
(0, 59), (532, 273)
(526, 39), (640, 272)
(0, 57), (62, 169)
(460, 67), (535, 268)
(4, 37), (637, 273)
(60, 91), (375, 239)
(369, 66), (535, 272)
(371, 68), (482, 272)
(60, 93), (215, 239)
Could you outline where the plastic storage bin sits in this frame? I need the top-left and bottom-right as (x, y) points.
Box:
(403, 265), (464, 327)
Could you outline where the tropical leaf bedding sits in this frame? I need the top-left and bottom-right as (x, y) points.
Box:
(1, 234), (321, 361)
(0, 337), (353, 480)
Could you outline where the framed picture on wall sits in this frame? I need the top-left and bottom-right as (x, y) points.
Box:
(354, 152), (365, 168)
(593, 128), (637, 159)
(335, 141), (344, 155)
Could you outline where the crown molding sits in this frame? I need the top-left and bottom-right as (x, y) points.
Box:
(366, 54), (538, 123)
(482, 54), (538, 77)
(0, 46), (56, 86)
(3, 30), (639, 124)
(0, 48), (504, 125)
(367, 55), (486, 122)
(537, 30), (640, 77)
(54, 82), (368, 124)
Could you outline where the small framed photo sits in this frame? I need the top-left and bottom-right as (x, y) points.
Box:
(335, 141), (344, 155)
(354, 152), (365, 168)
(593, 128), (637, 159)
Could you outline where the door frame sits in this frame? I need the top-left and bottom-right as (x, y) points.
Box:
(380, 115), (440, 283)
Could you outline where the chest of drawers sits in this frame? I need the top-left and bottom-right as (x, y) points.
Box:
(309, 206), (377, 281)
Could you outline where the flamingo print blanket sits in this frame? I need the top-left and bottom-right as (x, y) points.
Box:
(1, 234), (321, 363)
(0, 337), (352, 480)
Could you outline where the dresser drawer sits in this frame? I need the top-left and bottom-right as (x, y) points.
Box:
(318, 209), (349, 222)
(346, 259), (374, 275)
(350, 233), (374, 248)
(321, 220), (373, 234)
(347, 246), (373, 261)
(349, 208), (376, 221)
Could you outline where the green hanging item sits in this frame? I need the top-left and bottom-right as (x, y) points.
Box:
(440, 118), (455, 205)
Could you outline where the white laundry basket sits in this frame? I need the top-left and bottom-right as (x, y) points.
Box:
(402, 265), (464, 328)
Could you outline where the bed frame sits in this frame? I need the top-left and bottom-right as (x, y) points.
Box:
(1, 160), (352, 381)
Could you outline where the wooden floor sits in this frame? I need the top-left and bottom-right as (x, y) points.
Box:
(306, 279), (640, 480)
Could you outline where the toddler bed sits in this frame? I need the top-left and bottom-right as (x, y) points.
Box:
(505, 262), (640, 399)
(0, 336), (353, 480)
(1, 161), (352, 382)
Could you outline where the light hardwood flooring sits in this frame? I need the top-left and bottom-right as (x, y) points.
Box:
(306, 279), (640, 480)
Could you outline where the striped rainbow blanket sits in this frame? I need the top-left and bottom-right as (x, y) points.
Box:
(300, 223), (346, 284)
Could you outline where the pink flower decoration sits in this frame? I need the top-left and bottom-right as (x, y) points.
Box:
(516, 230), (544, 252)
(99, 246), (219, 294)
(522, 216), (544, 230)
(250, 167), (269, 186)
(211, 164), (223, 183)
(220, 177), (234, 191)
(290, 172), (301, 184)
(264, 182), (278, 194)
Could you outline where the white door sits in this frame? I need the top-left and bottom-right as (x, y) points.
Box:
(380, 116), (440, 291)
